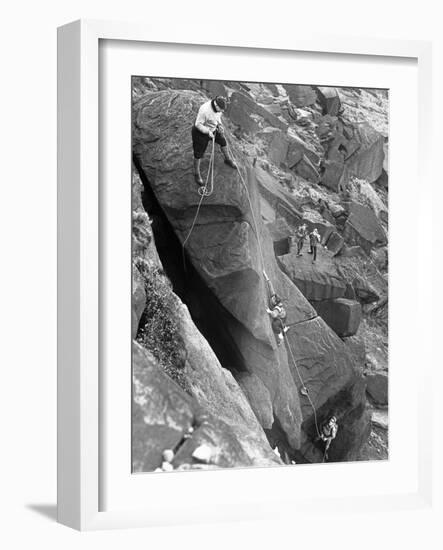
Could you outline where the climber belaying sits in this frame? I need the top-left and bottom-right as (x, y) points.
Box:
(308, 228), (321, 263)
(192, 96), (237, 186)
(294, 223), (307, 257)
(263, 271), (289, 346)
(320, 416), (338, 461)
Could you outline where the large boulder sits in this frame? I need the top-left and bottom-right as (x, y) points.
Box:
(365, 371), (388, 405)
(342, 201), (387, 253)
(352, 179), (388, 223)
(284, 84), (317, 107)
(254, 165), (304, 228)
(133, 89), (370, 461)
(326, 231), (345, 255)
(321, 157), (345, 192)
(257, 127), (289, 166)
(286, 134), (321, 168)
(266, 217), (292, 256)
(313, 298), (362, 337)
(345, 123), (385, 184)
(316, 87), (342, 116)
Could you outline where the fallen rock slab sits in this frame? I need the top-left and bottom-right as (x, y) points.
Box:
(365, 371), (388, 405)
(312, 298), (362, 337)
(316, 87), (342, 116)
(325, 231), (345, 255)
(284, 84), (317, 107)
(345, 122), (385, 183)
(266, 218), (292, 256)
(227, 91), (287, 135)
(371, 409), (388, 430)
(343, 201), (387, 253)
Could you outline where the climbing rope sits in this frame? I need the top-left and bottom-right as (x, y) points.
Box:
(226, 133), (322, 443)
(225, 136), (266, 273)
(182, 130), (323, 448)
(182, 136), (216, 269)
(286, 341), (321, 439)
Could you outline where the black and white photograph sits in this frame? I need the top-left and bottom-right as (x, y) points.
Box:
(131, 77), (389, 473)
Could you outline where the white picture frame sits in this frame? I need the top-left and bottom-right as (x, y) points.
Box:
(57, 19), (433, 531)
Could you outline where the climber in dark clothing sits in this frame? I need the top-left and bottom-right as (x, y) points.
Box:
(192, 96), (237, 185)
(294, 224), (307, 256)
(320, 416), (338, 461)
(263, 271), (289, 346)
(308, 228), (321, 262)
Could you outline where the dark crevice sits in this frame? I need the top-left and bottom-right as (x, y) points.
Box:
(133, 154), (249, 375)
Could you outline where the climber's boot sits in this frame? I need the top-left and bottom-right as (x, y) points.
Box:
(221, 146), (238, 169)
(194, 158), (203, 186)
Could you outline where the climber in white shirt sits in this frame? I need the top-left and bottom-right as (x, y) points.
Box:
(192, 96), (237, 185)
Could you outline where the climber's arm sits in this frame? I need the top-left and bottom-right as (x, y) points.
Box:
(195, 105), (210, 135)
(263, 270), (276, 298)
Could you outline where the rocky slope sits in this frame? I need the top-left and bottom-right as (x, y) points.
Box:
(132, 78), (389, 469)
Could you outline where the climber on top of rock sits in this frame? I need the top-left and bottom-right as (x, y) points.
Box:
(294, 223), (307, 257)
(192, 96), (238, 186)
(308, 228), (321, 263)
(320, 416), (338, 461)
(263, 271), (290, 347)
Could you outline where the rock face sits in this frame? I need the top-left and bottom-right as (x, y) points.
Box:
(133, 89), (370, 462)
(278, 250), (346, 301)
(132, 169), (280, 470)
(132, 342), (280, 471)
(175, 299), (279, 465)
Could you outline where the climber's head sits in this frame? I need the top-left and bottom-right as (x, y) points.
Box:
(214, 96), (227, 112)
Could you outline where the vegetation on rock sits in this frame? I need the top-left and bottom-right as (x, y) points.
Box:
(135, 262), (190, 393)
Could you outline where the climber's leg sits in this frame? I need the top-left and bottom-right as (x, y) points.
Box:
(296, 239), (303, 256)
(324, 438), (331, 460)
(191, 125), (209, 185)
(218, 131), (237, 169)
(193, 158), (203, 186)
